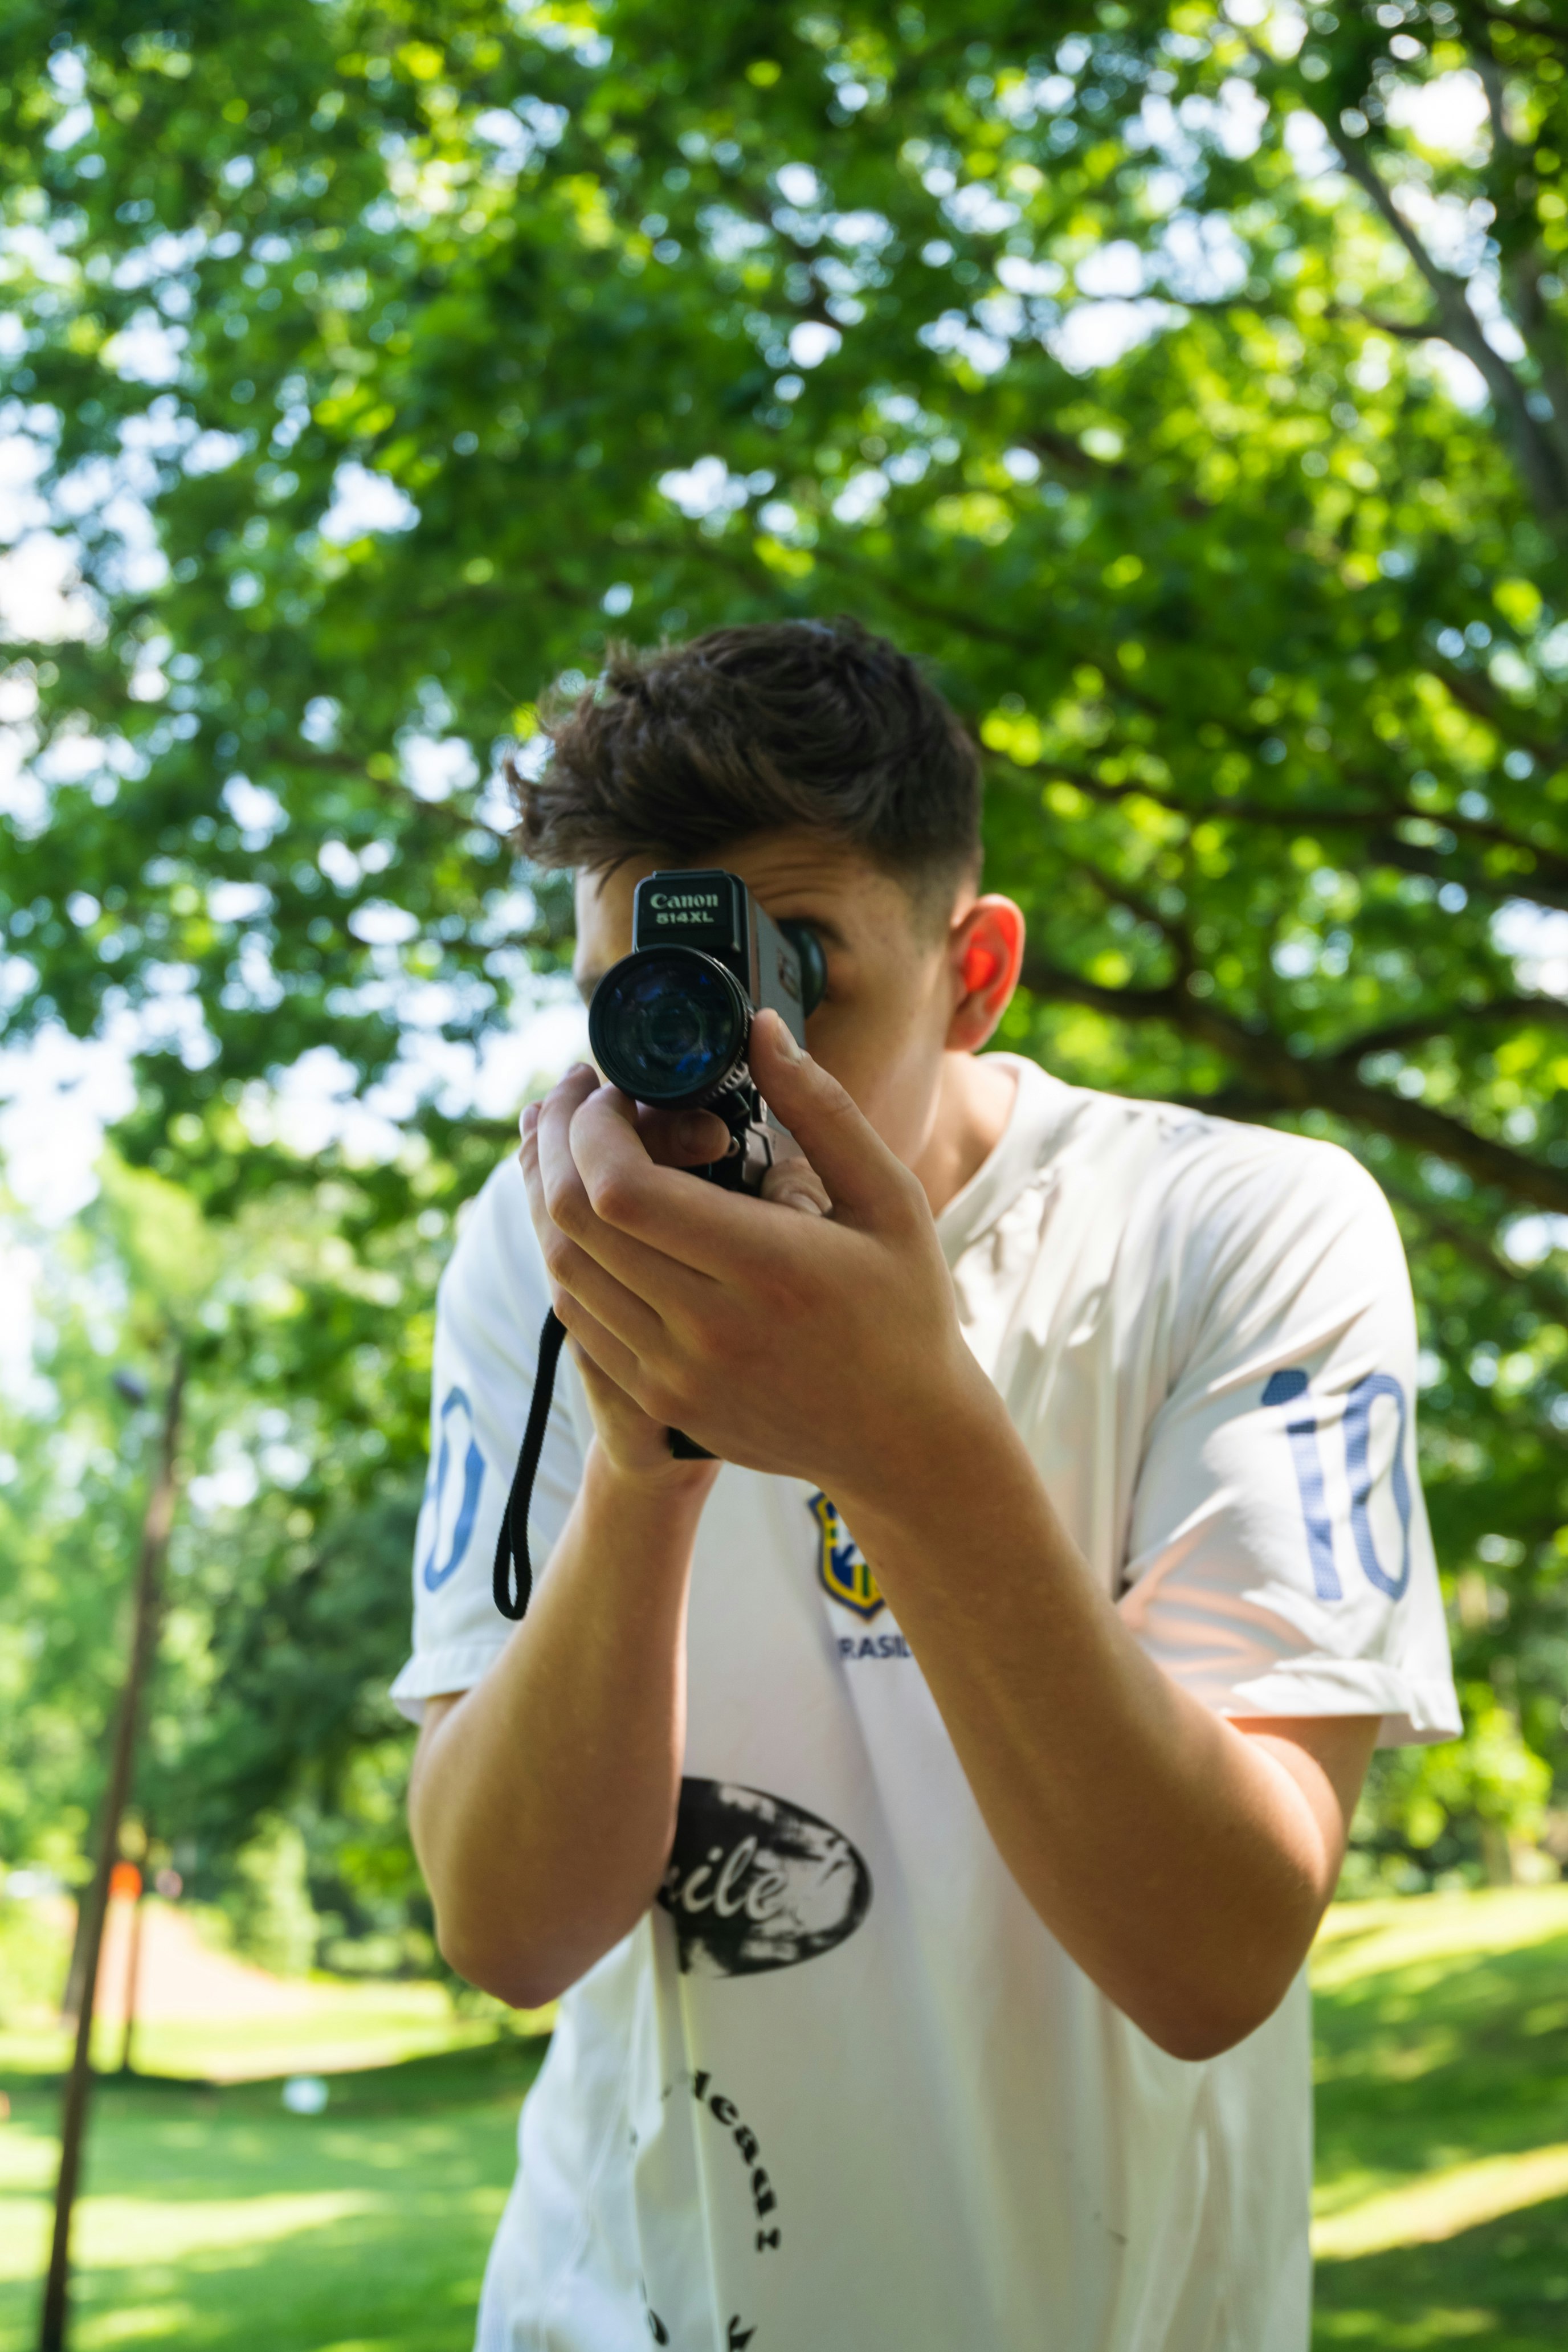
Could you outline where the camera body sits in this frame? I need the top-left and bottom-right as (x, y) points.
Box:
(587, 869), (826, 1193)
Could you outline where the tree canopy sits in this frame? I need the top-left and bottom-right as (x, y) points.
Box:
(5, 0), (1568, 1901)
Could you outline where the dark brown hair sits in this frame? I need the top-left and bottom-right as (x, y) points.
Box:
(509, 618), (982, 904)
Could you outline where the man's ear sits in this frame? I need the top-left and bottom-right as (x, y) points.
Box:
(945, 895), (1026, 1052)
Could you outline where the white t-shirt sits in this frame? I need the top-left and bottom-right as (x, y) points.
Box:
(394, 1057), (1459, 2352)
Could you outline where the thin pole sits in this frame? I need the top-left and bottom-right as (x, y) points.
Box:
(117, 1885), (146, 2079)
(58, 1869), (95, 2027)
(39, 1355), (186, 2352)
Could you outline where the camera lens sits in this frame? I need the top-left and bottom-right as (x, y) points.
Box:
(589, 947), (750, 1105)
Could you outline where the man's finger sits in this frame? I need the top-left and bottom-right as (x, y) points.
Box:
(746, 1012), (908, 1219)
(521, 1154), (668, 1353)
(637, 1102), (736, 1171)
(567, 1083), (815, 1275)
(536, 1063), (598, 1125)
(522, 1107), (703, 1347)
(760, 1154), (831, 1218)
(535, 1075), (716, 1308)
(553, 1289), (647, 1399)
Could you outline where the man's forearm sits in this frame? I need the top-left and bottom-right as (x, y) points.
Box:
(409, 1447), (708, 2007)
(834, 1377), (1367, 2059)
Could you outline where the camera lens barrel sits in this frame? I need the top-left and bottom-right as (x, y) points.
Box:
(588, 946), (753, 1106)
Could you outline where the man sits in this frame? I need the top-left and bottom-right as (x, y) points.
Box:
(397, 619), (1458, 2351)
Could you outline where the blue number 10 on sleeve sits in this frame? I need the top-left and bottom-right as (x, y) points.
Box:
(420, 1386), (487, 1592)
(1261, 1368), (1414, 1604)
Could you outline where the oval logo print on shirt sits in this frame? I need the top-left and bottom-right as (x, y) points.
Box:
(658, 1780), (872, 1977)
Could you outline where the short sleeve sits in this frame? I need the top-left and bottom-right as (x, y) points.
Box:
(390, 1154), (587, 1723)
(1117, 1138), (1460, 1748)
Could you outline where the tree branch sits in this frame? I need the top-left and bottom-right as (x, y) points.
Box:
(1366, 831), (1568, 915)
(1068, 851), (1194, 978)
(988, 752), (1568, 908)
(1023, 425), (1146, 491)
(284, 742), (478, 834)
(1463, 0), (1566, 453)
(815, 495), (1568, 839)
(1020, 957), (1568, 1213)
(1314, 112), (1568, 521)
(703, 538), (1568, 923)
(1380, 1174), (1568, 1326)
(1326, 301), (1444, 344)
(1465, 3), (1568, 48)
(1504, 246), (1568, 487)
(1426, 656), (1568, 773)
(1332, 995), (1568, 1064)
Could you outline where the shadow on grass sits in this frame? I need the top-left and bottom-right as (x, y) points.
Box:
(0, 2039), (547, 2352)
(1315, 1930), (1568, 2183)
(1312, 1914), (1568, 2349)
(1314, 2194), (1568, 2350)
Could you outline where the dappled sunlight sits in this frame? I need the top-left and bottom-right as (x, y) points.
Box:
(0, 2189), (379, 2284)
(0, 2047), (538, 2350)
(1311, 1889), (1568, 2344)
(1313, 1887), (1568, 1991)
(1315, 2145), (1568, 2260)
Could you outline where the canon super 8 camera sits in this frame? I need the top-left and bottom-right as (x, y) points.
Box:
(587, 869), (826, 1192)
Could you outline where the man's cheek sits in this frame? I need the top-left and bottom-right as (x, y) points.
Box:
(811, 1020), (875, 1110)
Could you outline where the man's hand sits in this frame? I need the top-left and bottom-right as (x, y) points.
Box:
(521, 1012), (990, 1493)
(519, 1080), (723, 1488)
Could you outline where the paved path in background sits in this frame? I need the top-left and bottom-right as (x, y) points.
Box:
(93, 1896), (315, 2024)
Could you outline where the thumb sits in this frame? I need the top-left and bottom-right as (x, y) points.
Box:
(748, 1011), (903, 1218)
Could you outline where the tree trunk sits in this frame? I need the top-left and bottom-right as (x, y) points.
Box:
(58, 1819), (105, 2026)
(38, 1356), (185, 2352)
(117, 1889), (146, 2079)
(1480, 1824), (1516, 1889)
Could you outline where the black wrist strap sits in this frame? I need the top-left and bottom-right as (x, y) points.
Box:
(493, 1308), (567, 1621)
(492, 1306), (715, 1620)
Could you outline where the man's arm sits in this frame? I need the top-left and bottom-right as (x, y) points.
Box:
(536, 1016), (1378, 2058)
(407, 1090), (761, 2007)
(409, 1451), (708, 2007)
(409, 1087), (829, 2007)
(828, 1399), (1375, 2059)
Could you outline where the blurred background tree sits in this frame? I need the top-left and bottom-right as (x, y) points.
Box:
(0, 1153), (439, 1970)
(4, 0), (1568, 1938)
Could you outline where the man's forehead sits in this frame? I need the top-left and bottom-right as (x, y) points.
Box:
(574, 858), (646, 938)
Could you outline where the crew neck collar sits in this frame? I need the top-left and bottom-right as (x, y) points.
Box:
(934, 1055), (1076, 1267)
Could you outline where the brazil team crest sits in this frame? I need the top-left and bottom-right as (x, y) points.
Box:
(808, 1492), (884, 1620)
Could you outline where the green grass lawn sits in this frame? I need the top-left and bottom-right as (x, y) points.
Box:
(1312, 1887), (1568, 2349)
(0, 2041), (544, 2352)
(0, 1987), (520, 2090)
(2, 1888), (1567, 2349)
